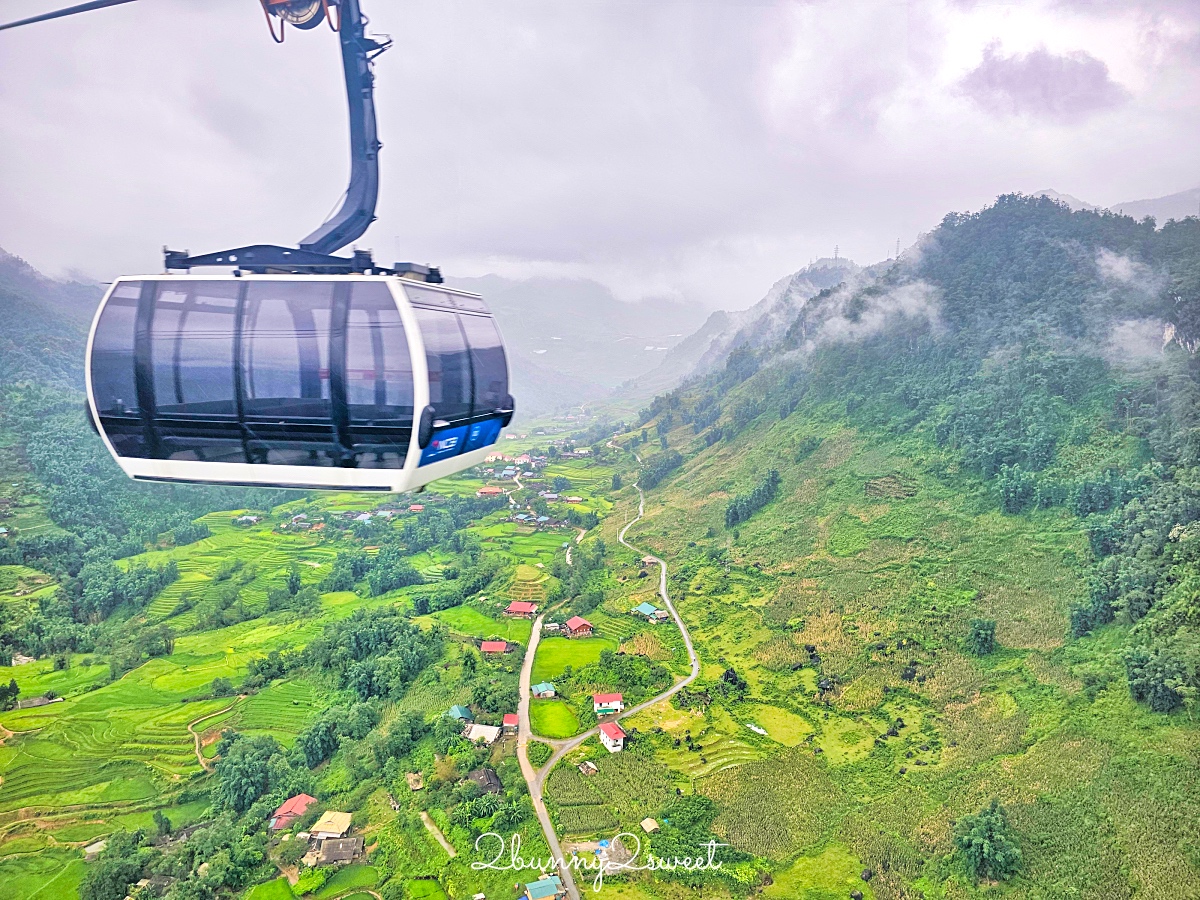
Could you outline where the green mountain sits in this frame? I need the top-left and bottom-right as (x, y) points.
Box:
(611, 193), (1200, 895)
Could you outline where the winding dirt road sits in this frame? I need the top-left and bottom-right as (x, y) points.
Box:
(186, 698), (242, 772)
(515, 464), (699, 900)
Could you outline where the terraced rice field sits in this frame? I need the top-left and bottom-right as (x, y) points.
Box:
(138, 525), (335, 621)
(201, 679), (323, 748)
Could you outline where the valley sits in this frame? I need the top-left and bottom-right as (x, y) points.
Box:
(0, 196), (1198, 900)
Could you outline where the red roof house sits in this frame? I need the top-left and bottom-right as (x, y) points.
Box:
(481, 640), (508, 654)
(599, 722), (626, 753)
(477, 486), (503, 496)
(269, 793), (316, 831)
(564, 616), (593, 637)
(502, 713), (519, 733)
(505, 600), (539, 617)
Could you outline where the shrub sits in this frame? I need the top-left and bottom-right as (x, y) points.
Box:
(954, 799), (1022, 882)
(966, 618), (996, 655)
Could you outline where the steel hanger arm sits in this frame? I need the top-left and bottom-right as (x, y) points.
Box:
(298, 0), (389, 255)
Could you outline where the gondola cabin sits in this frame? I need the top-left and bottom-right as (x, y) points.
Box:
(86, 274), (513, 492)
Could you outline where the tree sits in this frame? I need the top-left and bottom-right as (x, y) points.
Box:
(966, 618), (996, 655)
(211, 677), (235, 698)
(153, 809), (172, 837)
(0, 678), (19, 711)
(954, 799), (1022, 882)
(611, 473), (622, 490)
(552, 476), (571, 492)
(1125, 645), (1187, 712)
(285, 562), (302, 596)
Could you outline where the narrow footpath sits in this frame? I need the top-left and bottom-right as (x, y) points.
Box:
(515, 456), (699, 900)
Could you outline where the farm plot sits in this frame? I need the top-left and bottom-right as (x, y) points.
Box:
(546, 744), (675, 837)
(428, 605), (532, 644)
(531, 636), (617, 684)
(529, 699), (580, 738)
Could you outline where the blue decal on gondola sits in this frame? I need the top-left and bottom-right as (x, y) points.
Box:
(463, 417), (503, 452)
(419, 425), (469, 466)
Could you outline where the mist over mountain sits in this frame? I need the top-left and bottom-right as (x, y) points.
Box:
(447, 274), (710, 417)
(611, 256), (866, 408)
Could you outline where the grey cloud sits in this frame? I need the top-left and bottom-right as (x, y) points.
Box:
(959, 43), (1129, 123)
(0, 0), (1197, 311)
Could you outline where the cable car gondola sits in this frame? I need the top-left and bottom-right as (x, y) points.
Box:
(3, 0), (515, 492)
(87, 274), (513, 491)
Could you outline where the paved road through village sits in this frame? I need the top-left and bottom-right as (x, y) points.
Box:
(515, 459), (699, 900)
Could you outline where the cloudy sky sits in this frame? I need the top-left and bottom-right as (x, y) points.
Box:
(1, 0), (1197, 309)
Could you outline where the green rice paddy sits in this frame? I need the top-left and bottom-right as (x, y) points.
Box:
(529, 698), (580, 738)
(530, 636), (618, 683)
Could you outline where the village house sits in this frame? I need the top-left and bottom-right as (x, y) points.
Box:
(502, 713), (519, 734)
(593, 693), (624, 715)
(578, 760), (598, 776)
(640, 555), (657, 567)
(311, 811), (352, 841)
(476, 485), (504, 497)
(408, 503), (425, 512)
(480, 640), (508, 654)
(632, 601), (670, 623)
(640, 818), (660, 834)
(531, 681), (556, 698)
(269, 793), (316, 831)
(448, 704), (473, 722)
(463, 723), (502, 745)
(542, 621), (561, 633)
(563, 616), (593, 638)
(505, 600), (539, 617)
(599, 721), (626, 753)
(523, 875), (567, 900)
(468, 768), (503, 794)
(564, 496), (584, 503)
(317, 836), (364, 866)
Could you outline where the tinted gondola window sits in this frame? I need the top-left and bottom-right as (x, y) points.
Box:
(151, 284), (238, 415)
(242, 282), (334, 418)
(91, 282), (144, 457)
(458, 313), (508, 415)
(345, 283), (414, 467)
(151, 283), (245, 462)
(346, 283), (413, 417)
(413, 306), (472, 423)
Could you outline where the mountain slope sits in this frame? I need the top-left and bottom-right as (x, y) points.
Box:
(611, 194), (1200, 897)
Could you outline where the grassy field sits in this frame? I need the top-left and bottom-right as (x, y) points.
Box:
(423, 605), (533, 644)
(531, 635), (618, 683)
(529, 698), (580, 738)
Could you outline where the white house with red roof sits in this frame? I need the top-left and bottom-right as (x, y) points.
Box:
(502, 713), (519, 734)
(599, 721), (626, 753)
(563, 615), (593, 637)
(593, 693), (624, 715)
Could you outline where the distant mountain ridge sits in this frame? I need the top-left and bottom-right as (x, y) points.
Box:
(610, 257), (863, 408)
(1035, 185), (1200, 222)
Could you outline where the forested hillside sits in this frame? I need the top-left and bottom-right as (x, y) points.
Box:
(611, 195), (1200, 896)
